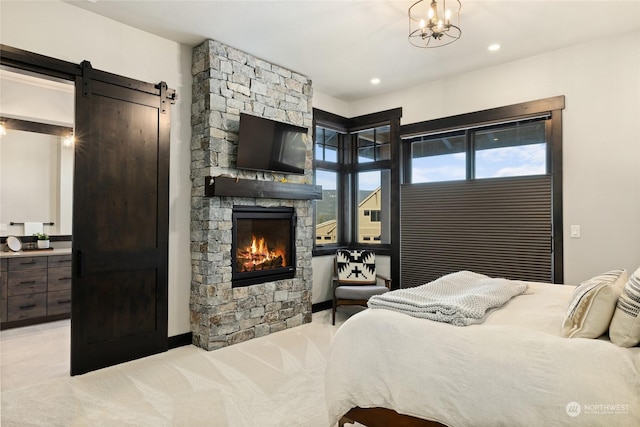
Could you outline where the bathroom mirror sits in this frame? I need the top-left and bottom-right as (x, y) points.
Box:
(0, 67), (74, 239)
(0, 123), (74, 237)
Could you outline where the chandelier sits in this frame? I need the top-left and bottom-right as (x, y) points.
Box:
(408, 0), (462, 48)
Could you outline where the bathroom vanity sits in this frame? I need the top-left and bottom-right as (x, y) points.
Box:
(0, 249), (72, 329)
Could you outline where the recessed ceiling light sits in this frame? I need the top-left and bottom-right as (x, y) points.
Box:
(488, 44), (501, 52)
(370, 78), (381, 85)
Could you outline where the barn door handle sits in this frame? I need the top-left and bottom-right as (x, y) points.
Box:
(76, 250), (83, 278)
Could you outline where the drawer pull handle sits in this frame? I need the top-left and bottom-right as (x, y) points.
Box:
(20, 280), (37, 285)
(19, 304), (37, 310)
(58, 277), (72, 281)
(58, 300), (72, 304)
(20, 261), (37, 265)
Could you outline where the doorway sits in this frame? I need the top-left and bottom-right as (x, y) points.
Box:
(0, 45), (174, 375)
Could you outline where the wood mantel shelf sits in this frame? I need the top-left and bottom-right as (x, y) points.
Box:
(204, 176), (322, 200)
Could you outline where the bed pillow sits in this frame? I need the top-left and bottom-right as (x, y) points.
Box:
(609, 267), (640, 347)
(562, 269), (628, 339)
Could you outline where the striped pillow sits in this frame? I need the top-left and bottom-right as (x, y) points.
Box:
(562, 269), (627, 339)
(609, 267), (640, 347)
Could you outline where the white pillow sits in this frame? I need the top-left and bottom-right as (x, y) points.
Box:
(562, 269), (627, 339)
(609, 267), (640, 347)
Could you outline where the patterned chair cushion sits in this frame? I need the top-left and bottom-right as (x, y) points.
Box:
(336, 250), (376, 284)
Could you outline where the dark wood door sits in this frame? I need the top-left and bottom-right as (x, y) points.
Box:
(71, 65), (170, 375)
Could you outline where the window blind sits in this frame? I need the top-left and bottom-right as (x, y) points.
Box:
(400, 175), (552, 287)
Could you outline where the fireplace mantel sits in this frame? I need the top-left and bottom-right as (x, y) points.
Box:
(204, 176), (322, 200)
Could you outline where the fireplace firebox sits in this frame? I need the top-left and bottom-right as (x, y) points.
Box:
(232, 206), (296, 287)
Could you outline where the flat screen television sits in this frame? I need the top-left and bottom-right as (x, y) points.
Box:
(236, 113), (308, 175)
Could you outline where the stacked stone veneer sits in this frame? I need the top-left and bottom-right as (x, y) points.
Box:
(190, 40), (314, 351)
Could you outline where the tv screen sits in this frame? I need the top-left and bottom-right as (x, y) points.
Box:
(237, 113), (308, 175)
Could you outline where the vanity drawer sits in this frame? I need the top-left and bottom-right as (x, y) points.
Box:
(48, 267), (72, 292)
(8, 270), (47, 296)
(48, 254), (72, 268)
(8, 292), (47, 321)
(0, 258), (7, 323)
(8, 257), (48, 271)
(47, 289), (71, 316)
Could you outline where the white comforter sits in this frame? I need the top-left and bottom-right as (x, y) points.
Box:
(325, 282), (640, 426)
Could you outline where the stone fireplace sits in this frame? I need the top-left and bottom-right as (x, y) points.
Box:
(232, 206), (296, 287)
(190, 40), (314, 350)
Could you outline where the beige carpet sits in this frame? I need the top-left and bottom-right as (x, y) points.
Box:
(1, 310), (360, 426)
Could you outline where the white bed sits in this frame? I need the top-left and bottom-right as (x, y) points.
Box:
(325, 282), (640, 426)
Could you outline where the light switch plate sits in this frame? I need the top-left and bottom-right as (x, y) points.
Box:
(570, 225), (580, 238)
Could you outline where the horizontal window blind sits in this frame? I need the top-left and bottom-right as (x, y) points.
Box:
(400, 176), (552, 287)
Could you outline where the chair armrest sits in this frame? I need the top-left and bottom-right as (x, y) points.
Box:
(376, 273), (392, 289)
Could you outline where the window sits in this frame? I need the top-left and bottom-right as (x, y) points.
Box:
(313, 108), (400, 253)
(410, 132), (466, 183)
(400, 96), (565, 284)
(353, 125), (391, 246)
(474, 121), (546, 179)
(357, 170), (389, 244)
(315, 127), (339, 162)
(357, 125), (390, 163)
(406, 118), (548, 182)
(315, 166), (339, 245)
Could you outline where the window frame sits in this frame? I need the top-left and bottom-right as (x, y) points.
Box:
(312, 108), (402, 259)
(400, 96), (565, 283)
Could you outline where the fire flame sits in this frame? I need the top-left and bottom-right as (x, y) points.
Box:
(240, 235), (286, 270)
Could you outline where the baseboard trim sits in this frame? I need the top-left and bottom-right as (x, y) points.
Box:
(168, 332), (192, 349)
(312, 300), (332, 313)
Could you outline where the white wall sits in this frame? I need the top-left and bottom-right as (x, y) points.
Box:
(312, 91), (350, 118)
(0, 1), (193, 336)
(345, 30), (640, 285)
(0, 70), (74, 126)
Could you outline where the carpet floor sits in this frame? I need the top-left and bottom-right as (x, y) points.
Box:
(1, 309), (361, 426)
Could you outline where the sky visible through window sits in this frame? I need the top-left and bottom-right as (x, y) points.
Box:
(412, 143), (546, 183)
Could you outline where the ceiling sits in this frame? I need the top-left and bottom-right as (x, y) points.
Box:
(65, 0), (640, 102)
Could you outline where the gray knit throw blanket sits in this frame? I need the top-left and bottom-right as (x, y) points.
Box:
(368, 271), (528, 326)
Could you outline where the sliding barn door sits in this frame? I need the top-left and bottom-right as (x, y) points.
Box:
(71, 62), (171, 375)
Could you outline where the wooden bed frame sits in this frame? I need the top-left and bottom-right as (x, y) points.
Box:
(339, 407), (447, 427)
